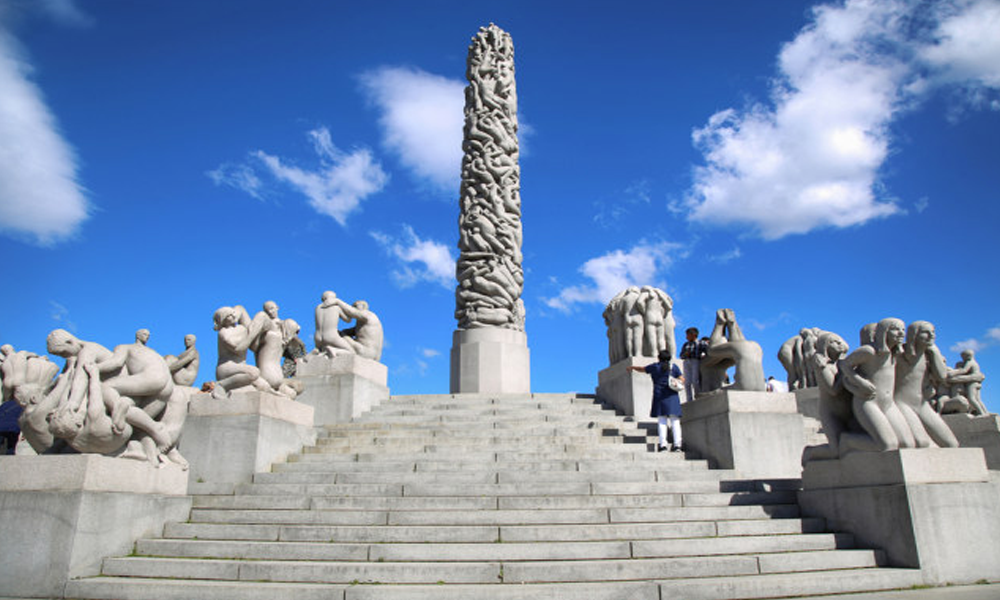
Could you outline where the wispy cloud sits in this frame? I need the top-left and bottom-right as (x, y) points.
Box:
(0, 11), (90, 245)
(209, 127), (388, 226)
(950, 325), (1000, 354)
(49, 300), (77, 333)
(419, 348), (440, 358)
(708, 246), (742, 264)
(206, 163), (264, 200)
(370, 225), (455, 289)
(360, 67), (464, 194)
(543, 241), (681, 312)
(593, 180), (652, 229)
(685, 0), (1000, 240)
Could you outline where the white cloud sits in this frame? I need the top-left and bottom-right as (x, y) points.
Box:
(359, 67), (464, 193)
(49, 300), (77, 333)
(210, 127), (388, 226)
(419, 348), (440, 359)
(206, 163), (264, 200)
(708, 247), (742, 264)
(543, 242), (680, 312)
(0, 27), (89, 245)
(949, 324), (1000, 354)
(370, 225), (455, 289)
(685, 0), (1000, 240)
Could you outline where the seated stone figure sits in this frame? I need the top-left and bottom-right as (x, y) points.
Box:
(893, 321), (959, 448)
(164, 334), (199, 387)
(213, 305), (272, 398)
(337, 299), (384, 362)
(802, 332), (855, 464)
(838, 318), (916, 453)
(699, 309), (765, 392)
(313, 291), (356, 357)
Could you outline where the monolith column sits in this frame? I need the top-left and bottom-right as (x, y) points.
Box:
(450, 24), (530, 394)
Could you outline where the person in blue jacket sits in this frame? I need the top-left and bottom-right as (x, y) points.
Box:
(628, 350), (684, 452)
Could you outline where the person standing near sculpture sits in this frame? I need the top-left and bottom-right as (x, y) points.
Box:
(628, 350), (684, 452)
(679, 328), (706, 401)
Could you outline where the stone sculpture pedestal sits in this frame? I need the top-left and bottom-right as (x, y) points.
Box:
(799, 448), (1000, 585)
(943, 413), (1000, 470)
(792, 386), (821, 420)
(595, 358), (689, 421)
(0, 455), (191, 598)
(450, 328), (530, 394)
(179, 391), (316, 494)
(294, 353), (389, 424)
(681, 389), (805, 479)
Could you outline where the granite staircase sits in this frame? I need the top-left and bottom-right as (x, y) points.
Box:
(66, 393), (922, 600)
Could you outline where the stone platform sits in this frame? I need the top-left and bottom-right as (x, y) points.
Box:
(450, 328), (530, 394)
(0, 455), (191, 598)
(294, 353), (389, 424)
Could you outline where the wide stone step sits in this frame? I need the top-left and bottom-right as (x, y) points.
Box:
(186, 504), (800, 526)
(287, 449), (689, 464)
(162, 518), (826, 543)
(66, 567), (926, 600)
(136, 532), (855, 563)
(276, 455), (703, 472)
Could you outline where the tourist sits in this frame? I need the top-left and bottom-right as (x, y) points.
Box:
(679, 327), (706, 401)
(628, 350), (684, 452)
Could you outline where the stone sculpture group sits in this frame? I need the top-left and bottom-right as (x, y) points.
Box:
(603, 286), (676, 363)
(0, 329), (196, 467)
(801, 318), (979, 463)
(311, 291), (384, 361)
(454, 24), (525, 332)
(700, 309), (766, 393)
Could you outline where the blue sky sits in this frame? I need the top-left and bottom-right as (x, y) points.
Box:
(2, 0), (999, 412)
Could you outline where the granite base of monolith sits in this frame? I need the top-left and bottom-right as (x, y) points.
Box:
(943, 413), (1000, 470)
(798, 448), (1000, 585)
(595, 358), (689, 421)
(178, 391), (315, 494)
(0, 455), (191, 598)
(450, 328), (530, 394)
(293, 353), (389, 424)
(681, 389), (805, 478)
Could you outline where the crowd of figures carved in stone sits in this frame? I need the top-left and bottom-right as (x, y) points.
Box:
(801, 319), (989, 464)
(455, 24), (525, 332)
(603, 286), (676, 363)
(0, 330), (197, 466)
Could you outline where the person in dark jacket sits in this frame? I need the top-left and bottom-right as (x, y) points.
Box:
(628, 350), (684, 452)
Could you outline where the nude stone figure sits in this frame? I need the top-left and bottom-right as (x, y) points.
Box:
(639, 286), (675, 359)
(46, 329), (115, 418)
(700, 309), (766, 393)
(1, 350), (66, 453)
(778, 333), (805, 391)
(946, 349), (988, 415)
(801, 332), (854, 464)
(337, 299), (384, 361)
(164, 334), (199, 387)
(48, 362), (169, 460)
(893, 321), (960, 448)
(213, 305), (270, 398)
(314, 291), (354, 357)
(838, 318), (916, 453)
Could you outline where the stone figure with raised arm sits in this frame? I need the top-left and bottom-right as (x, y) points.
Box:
(45, 329), (116, 420)
(313, 291), (355, 357)
(164, 334), (199, 387)
(699, 309), (766, 392)
(1, 349), (66, 453)
(248, 301), (298, 398)
(212, 305), (271, 398)
(946, 349), (988, 415)
(837, 317), (916, 453)
(893, 321), (960, 448)
(802, 332), (854, 464)
(48, 362), (170, 459)
(337, 299), (384, 361)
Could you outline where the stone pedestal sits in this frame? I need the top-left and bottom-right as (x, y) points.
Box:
(681, 389), (805, 478)
(595, 358), (689, 421)
(943, 413), (1000, 470)
(799, 448), (1000, 585)
(792, 386), (821, 420)
(294, 353), (390, 424)
(178, 391), (315, 494)
(450, 328), (530, 394)
(0, 455), (191, 598)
